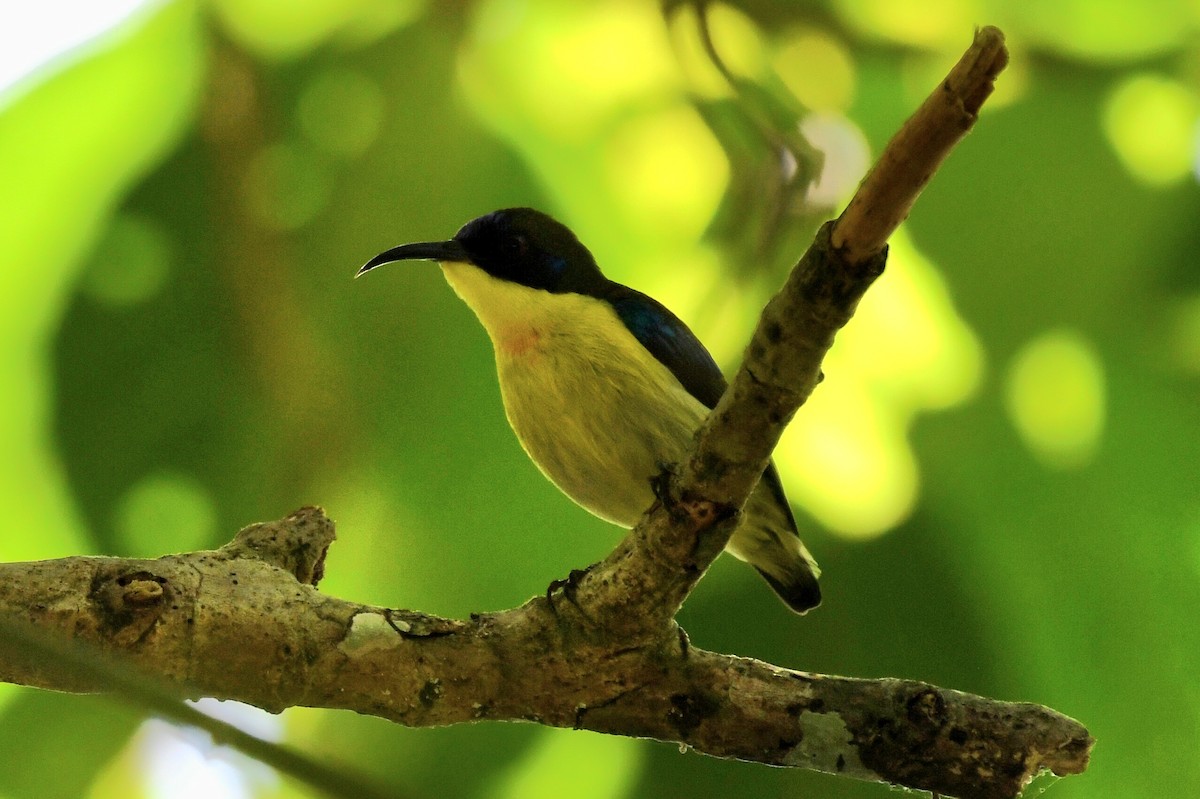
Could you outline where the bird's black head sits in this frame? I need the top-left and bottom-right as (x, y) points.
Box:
(358, 207), (607, 295)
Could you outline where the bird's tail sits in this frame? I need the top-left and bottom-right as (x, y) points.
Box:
(752, 555), (822, 615)
(727, 477), (822, 614)
(734, 527), (821, 614)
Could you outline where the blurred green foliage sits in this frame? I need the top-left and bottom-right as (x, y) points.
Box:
(1, 0), (1198, 798)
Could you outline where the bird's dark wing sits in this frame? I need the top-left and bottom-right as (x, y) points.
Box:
(604, 284), (807, 540)
(603, 285), (728, 409)
(603, 284), (817, 613)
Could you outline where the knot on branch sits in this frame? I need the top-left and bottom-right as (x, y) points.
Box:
(219, 505), (334, 585)
(91, 566), (171, 646)
(839, 681), (1094, 799)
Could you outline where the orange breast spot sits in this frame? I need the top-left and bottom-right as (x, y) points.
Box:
(499, 327), (542, 358)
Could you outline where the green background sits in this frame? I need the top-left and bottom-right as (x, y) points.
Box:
(1, 1), (1197, 797)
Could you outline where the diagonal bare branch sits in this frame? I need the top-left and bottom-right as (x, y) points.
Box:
(574, 26), (1010, 623)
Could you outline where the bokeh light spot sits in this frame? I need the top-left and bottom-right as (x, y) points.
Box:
(799, 112), (870, 208)
(242, 141), (331, 230)
(776, 228), (982, 538)
(1005, 329), (1106, 470)
(470, 0), (530, 44)
(297, 68), (384, 157)
(605, 107), (728, 237)
(774, 28), (856, 111)
(547, 3), (675, 99)
(704, 3), (767, 79)
(315, 472), (443, 605)
(1104, 73), (1199, 185)
(1006, 0), (1191, 62)
(80, 212), (172, 307)
(780, 381), (918, 538)
(665, 4), (732, 99)
(191, 698), (284, 742)
(494, 727), (644, 799)
(834, 0), (981, 49)
(461, 0), (678, 141)
(127, 701), (281, 799)
(114, 472), (217, 555)
(210, 0), (423, 59)
(838, 229), (984, 409)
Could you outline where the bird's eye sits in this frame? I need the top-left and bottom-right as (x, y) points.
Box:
(504, 234), (529, 259)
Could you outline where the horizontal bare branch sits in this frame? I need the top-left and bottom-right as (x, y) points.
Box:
(0, 509), (1091, 799)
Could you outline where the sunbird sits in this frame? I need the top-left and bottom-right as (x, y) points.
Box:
(359, 208), (820, 613)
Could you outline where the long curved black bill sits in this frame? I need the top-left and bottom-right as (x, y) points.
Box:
(356, 239), (471, 277)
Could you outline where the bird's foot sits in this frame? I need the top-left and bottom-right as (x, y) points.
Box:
(546, 564), (596, 620)
(654, 464), (738, 535)
(650, 461), (678, 506)
(653, 461), (714, 527)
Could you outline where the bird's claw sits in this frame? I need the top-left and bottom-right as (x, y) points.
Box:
(650, 461), (677, 505)
(546, 564), (596, 618)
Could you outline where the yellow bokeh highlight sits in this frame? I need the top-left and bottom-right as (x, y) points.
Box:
(704, 3), (768, 79)
(1005, 329), (1106, 470)
(1006, 0), (1193, 62)
(458, 0), (722, 265)
(493, 727), (644, 799)
(210, 0), (423, 58)
(774, 28), (856, 111)
(837, 229), (983, 410)
(665, 4), (732, 99)
(781, 380), (920, 537)
(775, 228), (983, 538)
(543, 5), (674, 106)
(604, 107), (729, 239)
(461, 0), (678, 142)
(1104, 73), (1199, 185)
(834, 0), (983, 49)
(316, 470), (440, 605)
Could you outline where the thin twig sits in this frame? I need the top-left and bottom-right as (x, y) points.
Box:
(834, 26), (1008, 263)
